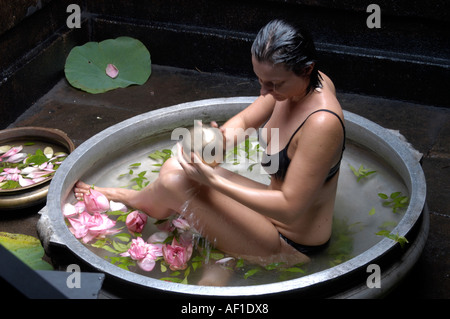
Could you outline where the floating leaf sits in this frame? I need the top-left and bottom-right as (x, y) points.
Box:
(244, 268), (261, 279)
(376, 230), (409, 248)
(65, 37), (151, 94)
(378, 193), (389, 200)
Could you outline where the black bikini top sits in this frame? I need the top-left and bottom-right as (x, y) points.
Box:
(259, 109), (346, 181)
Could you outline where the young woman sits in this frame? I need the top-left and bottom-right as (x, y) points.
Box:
(74, 19), (345, 268)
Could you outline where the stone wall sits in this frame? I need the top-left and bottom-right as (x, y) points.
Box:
(0, 0), (448, 128)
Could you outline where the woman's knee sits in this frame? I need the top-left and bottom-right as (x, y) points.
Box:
(158, 158), (197, 200)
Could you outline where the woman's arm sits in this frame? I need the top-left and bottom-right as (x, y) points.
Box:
(177, 111), (344, 224)
(219, 95), (275, 149)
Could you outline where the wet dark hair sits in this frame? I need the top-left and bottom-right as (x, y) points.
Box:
(251, 19), (322, 93)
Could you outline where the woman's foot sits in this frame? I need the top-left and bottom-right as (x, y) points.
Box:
(73, 181), (113, 201)
(73, 181), (94, 201)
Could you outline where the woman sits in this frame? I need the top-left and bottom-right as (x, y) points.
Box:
(74, 19), (345, 268)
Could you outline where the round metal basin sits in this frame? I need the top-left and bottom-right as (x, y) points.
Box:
(0, 127), (75, 210)
(39, 97), (428, 298)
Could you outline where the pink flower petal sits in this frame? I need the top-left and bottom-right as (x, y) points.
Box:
(6, 152), (27, 163)
(19, 175), (35, 187)
(0, 146), (23, 161)
(26, 171), (52, 179)
(63, 203), (78, 218)
(106, 64), (119, 79)
(74, 201), (86, 213)
(31, 177), (46, 184)
(67, 216), (88, 239)
(147, 231), (169, 244)
(21, 167), (39, 175)
(137, 256), (156, 272)
(109, 200), (127, 212)
(172, 217), (190, 231)
(147, 243), (164, 259)
(215, 257), (235, 265)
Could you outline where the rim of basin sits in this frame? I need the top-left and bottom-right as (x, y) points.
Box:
(46, 97), (426, 297)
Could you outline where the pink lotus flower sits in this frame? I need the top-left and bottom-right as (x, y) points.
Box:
(68, 211), (119, 243)
(162, 238), (193, 271)
(172, 217), (190, 231)
(84, 188), (110, 214)
(126, 210), (148, 233)
(120, 237), (163, 272)
(106, 64), (119, 78)
(124, 237), (149, 260)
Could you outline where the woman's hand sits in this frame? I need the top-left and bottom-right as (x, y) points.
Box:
(177, 143), (217, 187)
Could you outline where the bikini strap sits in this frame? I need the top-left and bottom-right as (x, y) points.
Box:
(286, 109), (345, 147)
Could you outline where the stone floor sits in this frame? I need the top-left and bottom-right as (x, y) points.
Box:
(1, 65), (449, 298)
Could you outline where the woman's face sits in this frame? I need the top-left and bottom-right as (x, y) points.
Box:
(252, 56), (311, 101)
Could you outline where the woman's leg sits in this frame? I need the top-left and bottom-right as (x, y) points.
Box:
(74, 160), (186, 220)
(74, 158), (309, 265)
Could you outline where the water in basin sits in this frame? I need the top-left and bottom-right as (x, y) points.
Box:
(64, 132), (408, 286)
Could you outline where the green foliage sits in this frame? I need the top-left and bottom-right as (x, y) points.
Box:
(25, 149), (48, 166)
(148, 149), (173, 173)
(378, 191), (409, 213)
(0, 232), (53, 270)
(105, 256), (136, 270)
(0, 180), (20, 190)
(242, 262), (305, 281)
(327, 217), (355, 267)
(375, 230), (409, 248)
(225, 137), (261, 169)
(118, 162), (150, 191)
(64, 37), (151, 94)
(349, 164), (377, 182)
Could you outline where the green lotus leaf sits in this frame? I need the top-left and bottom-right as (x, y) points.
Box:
(64, 37), (151, 94)
(0, 232), (53, 270)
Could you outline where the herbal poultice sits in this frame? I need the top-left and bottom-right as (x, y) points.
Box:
(180, 122), (225, 167)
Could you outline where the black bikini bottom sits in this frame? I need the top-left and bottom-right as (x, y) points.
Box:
(279, 232), (330, 255)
